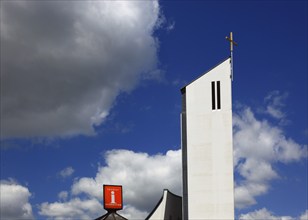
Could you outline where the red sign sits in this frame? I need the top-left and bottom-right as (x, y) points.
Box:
(103, 185), (123, 210)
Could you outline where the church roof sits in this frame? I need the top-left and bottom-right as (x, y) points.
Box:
(95, 211), (128, 220)
(145, 189), (182, 220)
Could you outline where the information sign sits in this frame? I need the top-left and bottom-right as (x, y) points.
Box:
(104, 185), (123, 210)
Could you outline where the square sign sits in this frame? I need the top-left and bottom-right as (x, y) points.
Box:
(104, 185), (123, 210)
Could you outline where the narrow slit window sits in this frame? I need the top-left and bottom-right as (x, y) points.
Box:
(217, 81), (221, 109)
(211, 81), (216, 110)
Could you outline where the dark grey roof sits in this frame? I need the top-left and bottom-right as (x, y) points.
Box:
(95, 211), (128, 220)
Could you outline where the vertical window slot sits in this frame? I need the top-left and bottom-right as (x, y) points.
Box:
(217, 81), (221, 109)
(211, 81), (216, 110)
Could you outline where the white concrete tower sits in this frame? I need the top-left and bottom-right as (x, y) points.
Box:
(181, 58), (234, 219)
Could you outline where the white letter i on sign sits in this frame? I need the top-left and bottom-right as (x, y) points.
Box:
(111, 191), (115, 204)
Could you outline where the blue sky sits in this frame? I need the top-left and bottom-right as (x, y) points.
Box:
(0, 1), (307, 219)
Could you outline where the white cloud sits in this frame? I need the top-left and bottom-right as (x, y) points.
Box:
(0, 180), (34, 220)
(58, 166), (75, 178)
(300, 210), (308, 220)
(263, 90), (289, 122)
(233, 91), (306, 209)
(166, 21), (176, 31)
(72, 149), (182, 215)
(119, 205), (149, 220)
(39, 141), (306, 219)
(239, 208), (294, 220)
(39, 149), (182, 219)
(233, 107), (304, 163)
(39, 198), (104, 220)
(1, 0), (161, 138)
(58, 191), (69, 201)
(233, 105), (306, 209)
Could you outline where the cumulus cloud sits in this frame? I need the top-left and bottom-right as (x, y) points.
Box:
(300, 210), (308, 220)
(73, 149), (181, 210)
(1, 0), (161, 138)
(239, 208), (308, 220)
(263, 91), (289, 124)
(39, 149), (182, 219)
(58, 166), (75, 179)
(233, 104), (307, 209)
(58, 191), (69, 201)
(0, 180), (34, 220)
(120, 205), (149, 220)
(39, 198), (104, 220)
(239, 208), (294, 220)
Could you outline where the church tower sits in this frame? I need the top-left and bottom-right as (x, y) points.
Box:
(181, 57), (234, 219)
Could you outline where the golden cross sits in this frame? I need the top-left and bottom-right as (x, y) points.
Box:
(225, 32), (238, 52)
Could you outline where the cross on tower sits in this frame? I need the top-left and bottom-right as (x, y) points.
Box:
(226, 32), (238, 52)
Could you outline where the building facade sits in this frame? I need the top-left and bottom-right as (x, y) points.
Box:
(181, 58), (234, 219)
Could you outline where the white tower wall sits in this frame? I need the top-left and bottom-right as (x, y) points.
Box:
(181, 58), (234, 219)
